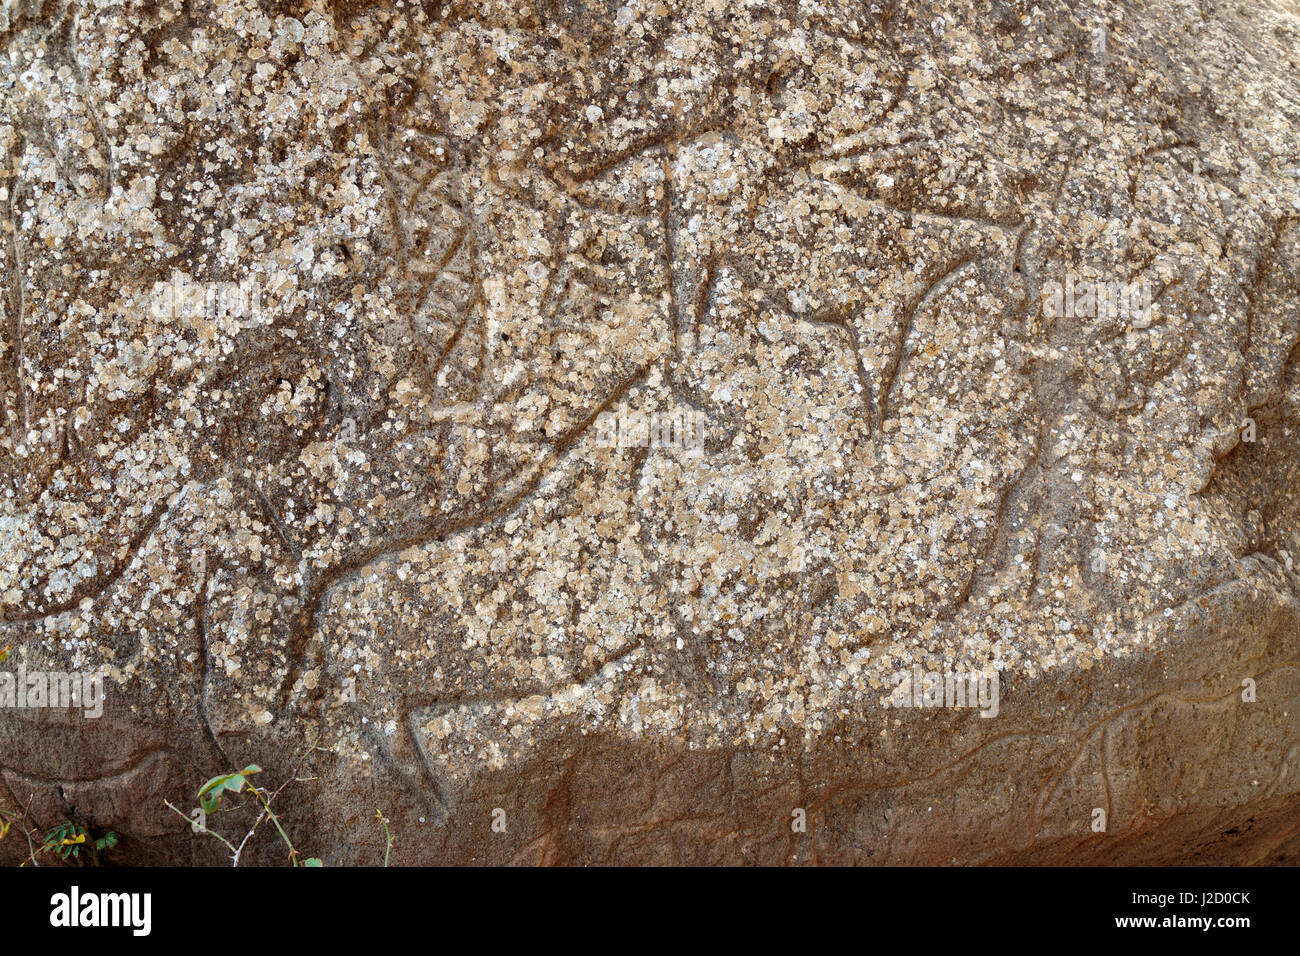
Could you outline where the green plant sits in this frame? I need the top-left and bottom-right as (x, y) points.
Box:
(376, 809), (393, 867)
(39, 821), (118, 866)
(198, 764), (262, 814)
(166, 734), (330, 867)
(1, 800), (47, 866)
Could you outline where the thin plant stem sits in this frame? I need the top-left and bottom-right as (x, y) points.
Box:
(164, 799), (238, 855)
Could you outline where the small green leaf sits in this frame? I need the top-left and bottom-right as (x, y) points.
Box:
(303, 858), (323, 867)
(197, 766), (261, 813)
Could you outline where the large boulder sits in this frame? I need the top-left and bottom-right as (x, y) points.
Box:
(1, 0), (1297, 865)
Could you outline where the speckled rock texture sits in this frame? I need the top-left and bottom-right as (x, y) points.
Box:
(1, 0), (1298, 865)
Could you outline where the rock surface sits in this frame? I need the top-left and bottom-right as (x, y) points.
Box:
(1, 0), (1298, 865)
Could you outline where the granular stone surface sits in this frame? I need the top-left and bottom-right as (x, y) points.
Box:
(0, 0), (1298, 864)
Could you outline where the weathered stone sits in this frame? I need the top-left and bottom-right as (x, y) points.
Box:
(0, 0), (1297, 865)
